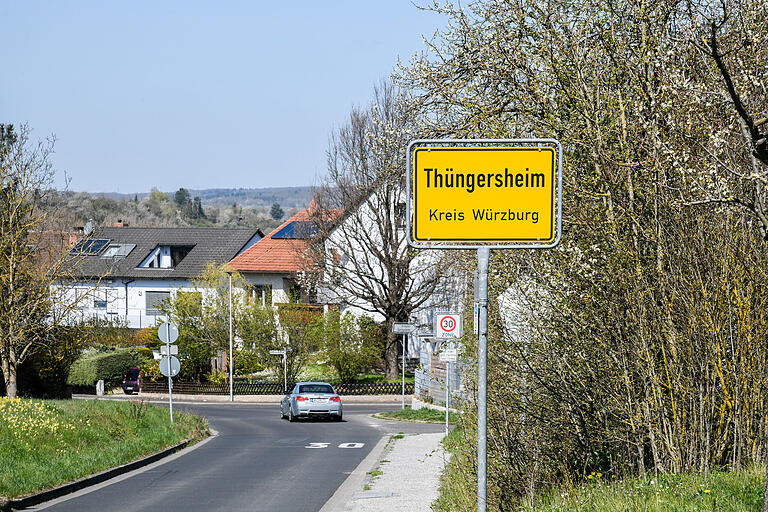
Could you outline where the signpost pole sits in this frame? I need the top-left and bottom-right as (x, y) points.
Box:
(283, 350), (287, 393)
(477, 247), (489, 512)
(166, 322), (174, 424)
(446, 361), (450, 437)
(402, 335), (406, 410)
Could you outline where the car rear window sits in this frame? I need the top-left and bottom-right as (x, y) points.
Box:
(299, 384), (334, 394)
(126, 369), (139, 380)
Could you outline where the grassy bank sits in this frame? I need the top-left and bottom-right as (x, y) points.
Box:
(433, 424), (763, 512)
(0, 397), (208, 499)
(376, 406), (458, 424)
(521, 468), (763, 512)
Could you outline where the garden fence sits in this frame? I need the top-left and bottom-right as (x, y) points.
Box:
(140, 381), (413, 395)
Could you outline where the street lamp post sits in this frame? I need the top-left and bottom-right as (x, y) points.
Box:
(225, 271), (233, 403)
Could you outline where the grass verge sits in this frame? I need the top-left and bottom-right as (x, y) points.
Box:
(522, 468), (763, 511)
(376, 405), (457, 424)
(433, 422), (763, 512)
(0, 397), (208, 499)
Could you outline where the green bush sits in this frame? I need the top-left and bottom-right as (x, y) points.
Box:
(206, 369), (227, 384)
(9, 327), (87, 398)
(67, 348), (152, 389)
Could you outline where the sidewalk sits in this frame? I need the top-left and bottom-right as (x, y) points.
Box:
(321, 432), (450, 512)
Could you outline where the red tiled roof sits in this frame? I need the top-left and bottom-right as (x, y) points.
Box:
(228, 209), (313, 273)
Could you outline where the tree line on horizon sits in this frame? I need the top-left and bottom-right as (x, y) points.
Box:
(43, 188), (295, 233)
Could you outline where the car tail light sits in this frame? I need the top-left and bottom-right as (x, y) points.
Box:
(296, 396), (309, 401)
(330, 396), (340, 402)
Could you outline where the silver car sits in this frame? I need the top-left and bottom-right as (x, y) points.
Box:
(280, 381), (343, 422)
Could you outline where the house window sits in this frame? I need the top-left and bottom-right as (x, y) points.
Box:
(100, 243), (136, 259)
(252, 285), (272, 307)
(93, 299), (107, 309)
(146, 291), (171, 315)
(139, 245), (194, 269)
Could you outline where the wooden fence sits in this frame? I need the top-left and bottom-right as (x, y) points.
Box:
(141, 381), (413, 395)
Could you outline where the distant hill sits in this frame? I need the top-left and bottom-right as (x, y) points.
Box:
(93, 186), (314, 209)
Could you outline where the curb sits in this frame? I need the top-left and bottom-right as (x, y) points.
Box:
(2, 439), (192, 511)
(411, 396), (460, 414)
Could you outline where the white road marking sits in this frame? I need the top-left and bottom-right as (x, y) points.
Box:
(304, 442), (366, 449)
(338, 443), (365, 449)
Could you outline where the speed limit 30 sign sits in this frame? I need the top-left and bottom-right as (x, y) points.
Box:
(435, 313), (462, 338)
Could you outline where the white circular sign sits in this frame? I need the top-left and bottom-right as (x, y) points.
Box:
(158, 322), (179, 344)
(441, 316), (457, 332)
(435, 313), (462, 338)
(159, 355), (181, 377)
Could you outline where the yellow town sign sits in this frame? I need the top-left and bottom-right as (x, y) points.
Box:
(407, 140), (562, 248)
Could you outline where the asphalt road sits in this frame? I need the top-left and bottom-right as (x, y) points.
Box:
(33, 402), (443, 512)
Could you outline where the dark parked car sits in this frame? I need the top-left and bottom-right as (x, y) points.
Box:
(280, 382), (342, 421)
(122, 367), (141, 394)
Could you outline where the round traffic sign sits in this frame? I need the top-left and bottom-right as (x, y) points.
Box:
(159, 355), (181, 377)
(440, 316), (457, 332)
(158, 322), (179, 344)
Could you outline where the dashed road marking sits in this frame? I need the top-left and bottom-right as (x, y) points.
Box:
(304, 442), (366, 449)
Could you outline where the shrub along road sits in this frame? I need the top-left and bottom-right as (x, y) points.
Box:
(34, 403), (443, 512)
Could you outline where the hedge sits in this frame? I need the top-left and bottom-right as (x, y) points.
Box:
(67, 348), (152, 389)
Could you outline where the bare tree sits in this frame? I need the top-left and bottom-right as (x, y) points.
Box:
(0, 124), (86, 398)
(310, 82), (449, 379)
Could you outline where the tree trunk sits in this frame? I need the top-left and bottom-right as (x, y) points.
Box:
(385, 328), (399, 380)
(1, 357), (16, 398)
(5, 369), (17, 399)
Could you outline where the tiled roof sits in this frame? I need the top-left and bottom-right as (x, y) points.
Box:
(70, 227), (262, 280)
(228, 209), (313, 273)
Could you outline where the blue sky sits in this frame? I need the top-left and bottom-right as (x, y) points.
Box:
(0, 2), (442, 193)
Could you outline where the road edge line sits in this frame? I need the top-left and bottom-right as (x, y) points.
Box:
(318, 434), (391, 512)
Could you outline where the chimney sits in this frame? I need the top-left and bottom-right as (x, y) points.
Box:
(113, 219), (129, 227)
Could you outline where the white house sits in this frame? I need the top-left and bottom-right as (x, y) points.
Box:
(313, 184), (469, 402)
(57, 226), (262, 328)
(227, 207), (322, 306)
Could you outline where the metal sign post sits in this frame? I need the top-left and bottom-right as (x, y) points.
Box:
(402, 336), (406, 410)
(158, 321), (179, 424)
(446, 361), (450, 437)
(406, 139), (562, 512)
(269, 349), (288, 392)
(439, 347), (458, 437)
(393, 322), (417, 410)
(167, 322), (173, 424)
(477, 248), (489, 510)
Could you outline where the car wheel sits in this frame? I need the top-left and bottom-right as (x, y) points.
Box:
(335, 412), (343, 422)
(288, 406), (296, 422)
